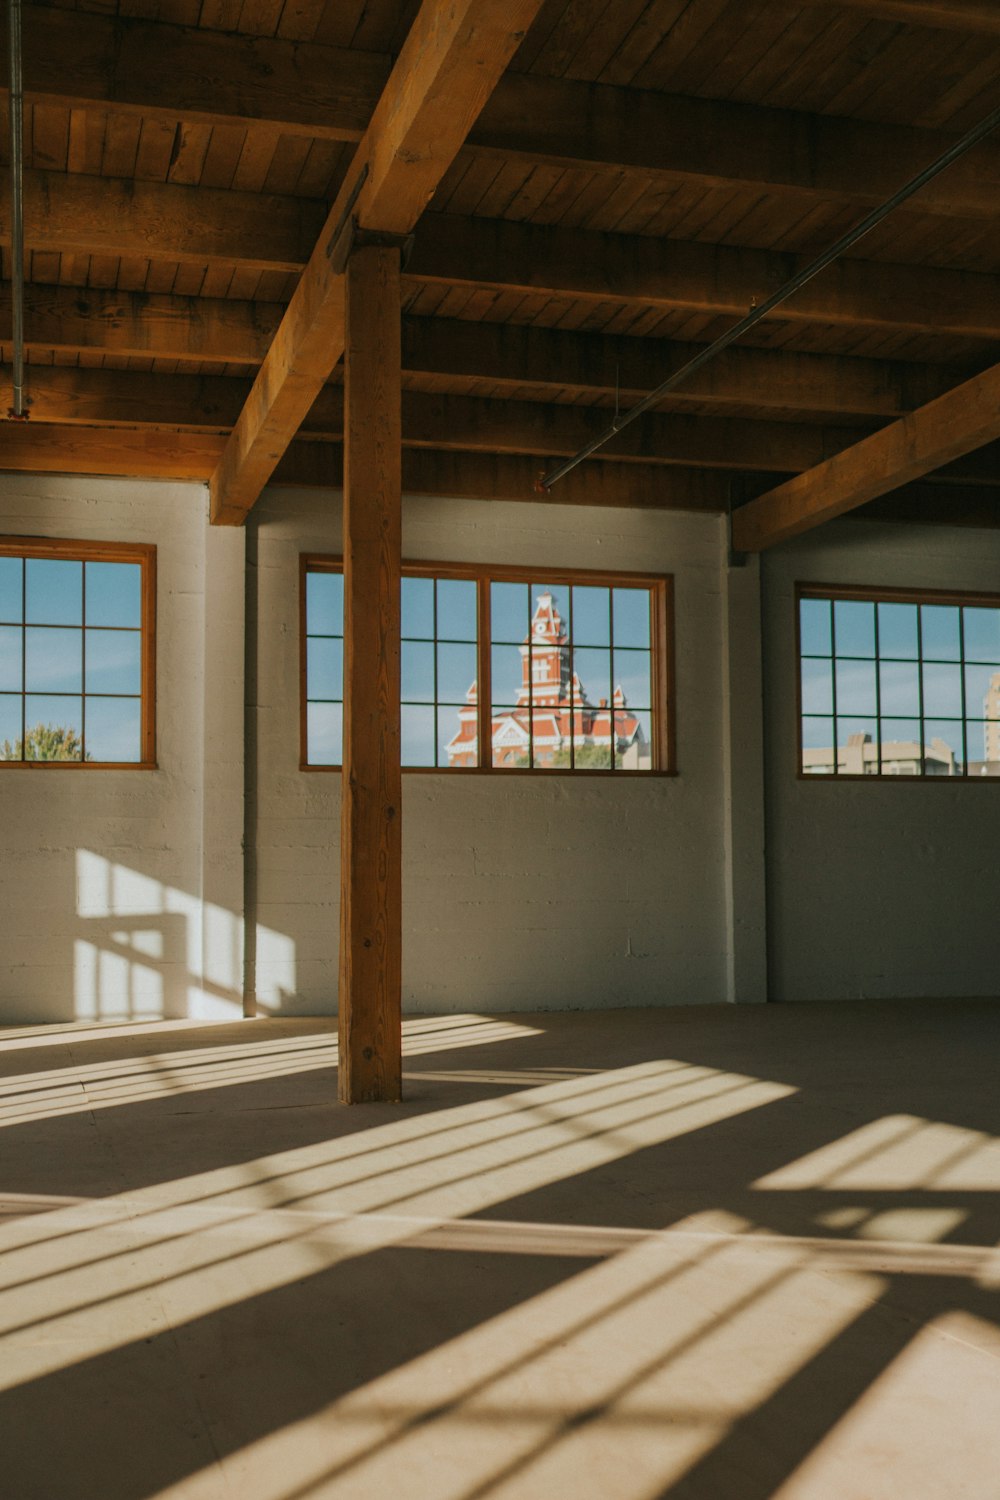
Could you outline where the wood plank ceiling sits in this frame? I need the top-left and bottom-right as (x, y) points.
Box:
(2, 0), (1000, 528)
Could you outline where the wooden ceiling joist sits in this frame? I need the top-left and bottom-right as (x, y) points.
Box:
(796, 0), (1000, 34)
(14, 364), (1000, 488)
(210, 0), (549, 524)
(4, 170), (321, 273)
(0, 366), (840, 471)
(409, 215), (1000, 342)
(0, 422), (730, 512)
(3, 286), (967, 419)
(12, 9), (1000, 224)
(731, 359), (1000, 551)
(8, 178), (1000, 341)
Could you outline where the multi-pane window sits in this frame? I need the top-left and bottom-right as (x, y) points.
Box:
(302, 560), (671, 773)
(799, 586), (1000, 778)
(0, 539), (155, 767)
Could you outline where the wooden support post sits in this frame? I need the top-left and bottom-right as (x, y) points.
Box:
(338, 243), (403, 1105)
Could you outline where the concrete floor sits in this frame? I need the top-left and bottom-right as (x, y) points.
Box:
(3, 1001), (1000, 1500)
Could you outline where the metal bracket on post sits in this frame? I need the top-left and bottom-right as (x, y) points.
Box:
(351, 227), (415, 267)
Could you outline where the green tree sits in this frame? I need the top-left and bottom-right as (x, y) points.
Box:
(548, 744), (612, 769)
(0, 723), (88, 761)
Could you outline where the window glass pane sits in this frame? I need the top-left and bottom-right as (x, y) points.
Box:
(306, 636), (342, 700)
(613, 588), (650, 648)
(922, 661), (962, 717)
(25, 627), (82, 694)
(401, 704), (435, 766)
(615, 708), (650, 770)
(85, 630), (142, 695)
(923, 720), (963, 775)
(491, 582), (529, 644)
(967, 721), (1000, 774)
(0, 626), (22, 692)
(491, 643), (523, 703)
(834, 600), (875, 658)
(877, 602), (918, 660)
(85, 561), (142, 627)
(530, 640), (563, 702)
(837, 716), (878, 774)
(573, 647), (611, 709)
(440, 705), (476, 768)
(572, 585), (610, 646)
(401, 575), (434, 639)
(86, 696), (141, 763)
(401, 640), (435, 703)
(437, 578), (477, 641)
(879, 721), (922, 775)
(801, 657), (833, 715)
(800, 597), (832, 656)
(26, 559), (82, 626)
(0, 557), (22, 622)
(306, 570), (343, 636)
(437, 642), (476, 704)
(921, 604), (960, 661)
(879, 660), (920, 717)
(963, 607), (1000, 663)
(24, 696), (83, 760)
(0, 693), (22, 758)
(801, 716), (835, 775)
(529, 706), (564, 768)
(965, 719), (990, 767)
(614, 648), (651, 710)
(835, 658), (876, 715)
(306, 701), (342, 765)
(491, 707), (528, 767)
(964, 663), (1000, 717)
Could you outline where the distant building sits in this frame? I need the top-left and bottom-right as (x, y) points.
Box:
(803, 732), (956, 776)
(447, 590), (648, 768)
(985, 671), (1000, 763)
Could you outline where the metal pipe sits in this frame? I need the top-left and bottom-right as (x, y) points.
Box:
(538, 100), (1000, 492)
(7, 0), (26, 420)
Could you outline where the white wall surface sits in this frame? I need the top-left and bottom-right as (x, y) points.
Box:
(252, 487), (748, 1015)
(762, 518), (1000, 1003)
(0, 474), (245, 1024)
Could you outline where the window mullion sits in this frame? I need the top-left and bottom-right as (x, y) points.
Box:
(873, 600), (881, 776)
(830, 598), (839, 776)
(20, 557), (26, 762)
(959, 606), (968, 778)
(916, 605), (926, 777)
(477, 575), (491, 771)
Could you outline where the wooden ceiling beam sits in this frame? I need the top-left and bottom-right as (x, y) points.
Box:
(12, 9), (1000, 222)
(11, 365), (1000, 486)
(0, 421), (730, 511)
(5, 283), (284, 365)
(210, 0), (549, 524)
(409, 214), (1000, 342)
(795, 0), (1000, 34)
(731, 359), (1000, 550)
(9, 179), (1000, 340)
(5, 171), (321, 272)
(5, 285), (967, 418)
(14, 5), (389, 140)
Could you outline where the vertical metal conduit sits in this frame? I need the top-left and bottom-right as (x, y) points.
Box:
(7, 0), (26, 420)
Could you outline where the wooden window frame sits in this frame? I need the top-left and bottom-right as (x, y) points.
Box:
(301, 556), (675, 776)
(796, 581), (1000, 783)
(0, 535), (157, 770)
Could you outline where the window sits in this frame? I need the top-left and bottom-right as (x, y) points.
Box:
(798, 585), (1000, 779)
(0, 539), (156, 767)
(302, 559), (672, 773)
